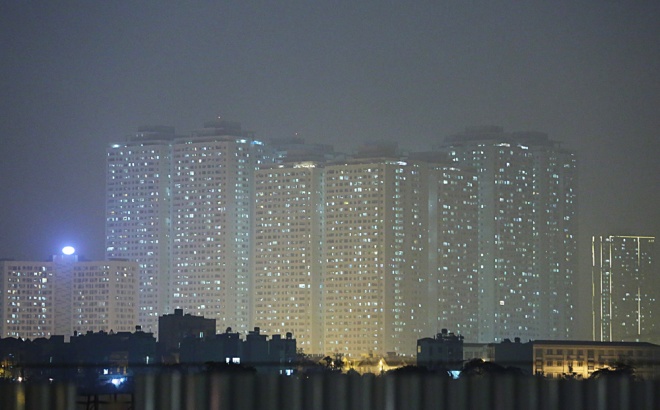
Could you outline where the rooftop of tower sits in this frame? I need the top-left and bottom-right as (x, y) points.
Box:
(193, 120), (255, 139)
(442, 126), (559, 148)
(127, 125), (178, 142)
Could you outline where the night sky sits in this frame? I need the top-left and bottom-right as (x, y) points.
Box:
(1, 2), (658, 338)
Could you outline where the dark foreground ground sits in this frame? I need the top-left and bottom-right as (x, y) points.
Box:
(2, 371), (659, 410)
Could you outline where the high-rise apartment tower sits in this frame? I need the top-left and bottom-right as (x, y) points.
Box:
(106, 121), (270, 335)
(439, 126), (578, 342)
(252, 144), (479, 357)
(592, 235), (657, 343)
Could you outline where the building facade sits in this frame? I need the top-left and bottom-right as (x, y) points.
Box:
(107, 121), (271, 336)
(106, 126), (175, 335)
(439, 126), (577, 342)
(252, 161), (324, 353)
(532, 340), (659, 379)
(0, 251), (137, 339)
(416, 329), (465, 370)
(107, 124), (576, 354)
(169, 123), (269, 334)
(158, 308), (216, 358)
(426, 157), (479, 342)
(592, 235), (657, 343)
(460, 338), (660, 379)
(322, 157), (430, 357)
(0, 260), (54, 339)
(251, 147), (479, 357)
(71, 260), (138, 335)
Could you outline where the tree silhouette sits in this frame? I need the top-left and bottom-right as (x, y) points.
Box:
(460, 359), (524, 378)
(589, 362), (635, 380)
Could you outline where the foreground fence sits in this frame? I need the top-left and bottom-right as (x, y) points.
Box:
(1, 372), (660, 410)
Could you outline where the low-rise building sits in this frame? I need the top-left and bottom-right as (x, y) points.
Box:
(178, 326), (296, 374)
(0, 249), (138, 340)
(180, 327), (243, 365)
(532, 340), (659, 379)
(493, 337), (533, 373)
(417, 329), (464, 371)
(158, 309), (216, 361)
(463, 342), (491, 362)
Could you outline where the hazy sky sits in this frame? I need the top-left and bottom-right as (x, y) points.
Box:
(1, 1), (658, 337)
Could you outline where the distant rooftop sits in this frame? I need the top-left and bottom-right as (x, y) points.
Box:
(131, 125), (177, 141)
(192, 120), (254, 139)
(442, 126), (558, 147)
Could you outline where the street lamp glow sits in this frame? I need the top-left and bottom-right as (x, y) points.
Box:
(62, 246), (75, 255)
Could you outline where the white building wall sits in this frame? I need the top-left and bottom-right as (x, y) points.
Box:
(72, 261), (138, 334)
(322, 159), (429, 357)
(0, 261), (54, 338)
(0, 256), (138, 339)
(107, 123), (271, 336)
(170, 133), (268, 333)
(106, 137), (172, 334)
(252, 162), (323, 353)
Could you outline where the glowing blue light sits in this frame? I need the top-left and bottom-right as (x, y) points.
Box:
(62, 246), (75, 255)
(111, 377), (126, 387)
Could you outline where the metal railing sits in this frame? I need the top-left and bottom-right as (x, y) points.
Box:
(2, 371), (659, 410)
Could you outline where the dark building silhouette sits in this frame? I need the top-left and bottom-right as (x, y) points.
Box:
(0, 328), (156, 387)
(417, 329), (464, 371)
(158, 309), (216, 361)
(244, 326), (269, 367)
(264, 332), (296, 375)
(492, 337), (533, 375)
(70, 328), (156, 390)
(180, 327), (243, 365)
(178, 326), (296, 374)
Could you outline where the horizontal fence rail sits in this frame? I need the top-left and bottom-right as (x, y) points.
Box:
(1, 372), (660, 410)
